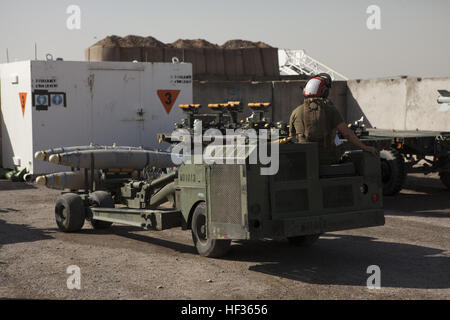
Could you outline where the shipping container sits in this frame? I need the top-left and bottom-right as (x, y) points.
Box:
(0, 60), (193, 174)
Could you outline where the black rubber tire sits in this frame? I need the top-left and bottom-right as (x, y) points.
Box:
(440, 172), (450, 190)
(89, 191), (114, 229)
(55, 193), (85, 233)
(287, 234), (321, 247)
(191, 202), (231, 258)
(380, 148), (407, 196)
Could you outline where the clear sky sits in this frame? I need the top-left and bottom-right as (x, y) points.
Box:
(1, 0), (449, 79)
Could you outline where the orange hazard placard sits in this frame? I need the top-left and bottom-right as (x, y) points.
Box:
(19, 92), (27, 117)
(157, 90), (180, 114)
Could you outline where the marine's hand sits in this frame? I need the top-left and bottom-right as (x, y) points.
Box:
(363, 146), (378, 156)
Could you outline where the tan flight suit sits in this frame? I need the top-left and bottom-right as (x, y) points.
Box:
(289, 98), (344, 165)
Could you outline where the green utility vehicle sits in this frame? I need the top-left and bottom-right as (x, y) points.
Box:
(52, 102), (384, 257)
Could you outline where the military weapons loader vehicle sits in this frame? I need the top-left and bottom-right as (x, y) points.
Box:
(42, 102), (384, 258)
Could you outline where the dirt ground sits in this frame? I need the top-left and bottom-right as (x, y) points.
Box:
(0, 174), (449, 300)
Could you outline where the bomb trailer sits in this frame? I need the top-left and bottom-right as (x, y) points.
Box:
(344, 118), (450, 196)
(49, 103), (384, 257)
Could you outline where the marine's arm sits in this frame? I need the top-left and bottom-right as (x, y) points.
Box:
(289, 112), (296, 137)
(289, 108), (305, 140)
(336, 122), (378, 156)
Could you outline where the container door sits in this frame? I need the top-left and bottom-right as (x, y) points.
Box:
(89, 69), (144, 147)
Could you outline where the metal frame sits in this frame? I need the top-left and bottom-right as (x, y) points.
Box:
(278, 49), (349, 81)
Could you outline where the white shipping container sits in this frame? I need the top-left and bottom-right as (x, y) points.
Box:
(0, 60), (193, 174)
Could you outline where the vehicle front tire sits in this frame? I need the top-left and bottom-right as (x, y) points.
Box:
(191, 202), (231, 258)
(55, 193), (85, 233)
(380, 148), (407, 196)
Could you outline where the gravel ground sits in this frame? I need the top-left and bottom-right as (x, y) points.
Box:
(0, 174), (449, 300)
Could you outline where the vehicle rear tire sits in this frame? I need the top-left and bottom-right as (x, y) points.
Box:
(380, 148), (407, 196)
(55, 193), (85, 233)
(191, 202), (231, 258)
(440, 172), (450, 190)
(89, 191), (114, 229)
(287, 234), (321, 247)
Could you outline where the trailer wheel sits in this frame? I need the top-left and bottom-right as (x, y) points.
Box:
(191, 202), (231, 258)
(380, 148), (407, 196)
(55, 193), (85, 233)
(440, 172), (450, 190)
(288, 234), (321, 247)
(89, 191), (114, 229)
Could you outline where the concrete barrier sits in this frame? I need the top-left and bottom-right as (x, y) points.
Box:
(215, 50), (226, 76)
(242, 48), (264, 77)
(85, 46), (280, 80)
(223, 49), (245, 78)
(272, 81), (305, 122)
(183, 49), (207, 75)
(193, 48), (207, 75)
(204, 49), (216, 75)
(329, 81), (348, 120)
(85, 46), (120, 62)
(183, 49), (197, 74)
(142, 48), (164, 62)
(164, 48), (184, 63)
(261, 48), (280, 77)
(193, 81), (273, 120)
(3, 69), (448, 160)
(347, 77), (450, 131)
(194, 80), (349, 124)
(120, 47), (142, 62)
(405, 78), (450, 131)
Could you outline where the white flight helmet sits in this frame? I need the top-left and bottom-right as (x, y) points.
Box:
(303, 73), (332, 98)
